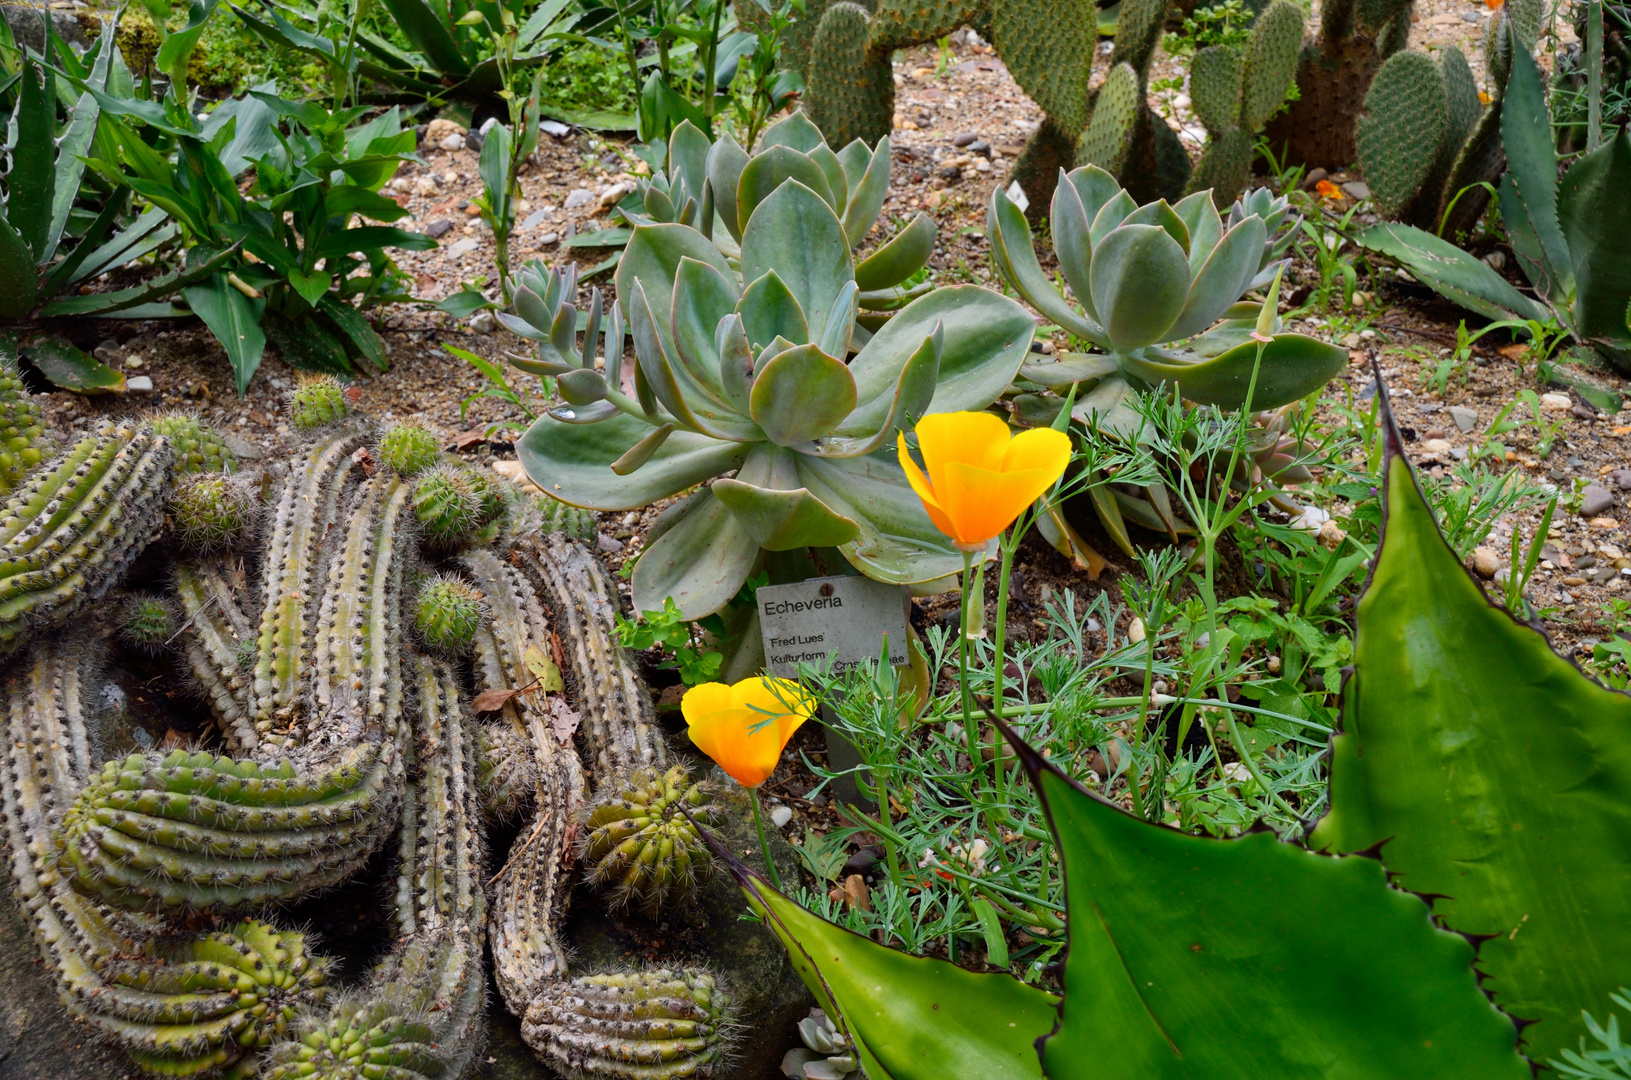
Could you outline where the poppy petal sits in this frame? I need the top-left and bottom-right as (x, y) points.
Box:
(681, 682), (734, 726)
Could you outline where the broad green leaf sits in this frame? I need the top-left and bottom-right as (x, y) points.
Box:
(1557, 127), (1631, 344)
(1072, 374), (1143, 441)
(726, 860), (1056, 1080)
(380, 0), (470, 75)
(318, 295), (387, 374)
(1014, 736), (1533, 1080)
(183, 273), (266, 394)
(749, 344), (856, 446)
(808, 144), (849, 211)
(21, 335), (124, 394)
(478, 123), (514, 225)
(1127, 332), (1346, 410)
(11, 58), (55, 261)
(1501, 40), (1573, 303)
(758, 110), (826, 153)
(46, 18), (116, 262)
(816, 323), (941, 457)
(795, 452), (963, 586)
(617, 222), (736, 361)
(739, 270), (809, 353)
(43, 241), (238, 316)
(1118, 199), (1191, 255)
(154, 0), (222, 85)
(713, 479), (859, 550)
(1165, 215), (1264, 340)
(706, 133), (751, 242)
(0, 218), (39, 319)
(1172, 189), (1225, 274)
(667, 120), (713, 204)
(1312, 402), (1631, 1063)
(1050, 168), (1098, 321)
(630, 486), (757, 618)
(854, 212), (935, 292)
(671, 257), (742, 411)
(517, 412), (749, 511)
(736, 147), (833, 235)
(287, 267), (332, 307)
(1018, 351), (1120, 388)
(1357, 223), (1551, 324)
(986, 186), (1102, 342)
(841, 136), (890, 248)
(845, 286), (1033, 428)
(314, 226), (436, 258)
(1090, 224), (1190, 349)
(740, 181), (854, 341)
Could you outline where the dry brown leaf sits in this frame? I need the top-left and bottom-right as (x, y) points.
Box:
(841, 873), (873, 913)
(454, 429), (487, 449)
(547, 695), (580, 746)
(472, 687), (522, 713)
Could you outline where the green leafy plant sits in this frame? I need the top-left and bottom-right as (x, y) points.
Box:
(615, 596), (725, 685)
(1359, 33), (1631, 374)
(725, 0), (804, 149)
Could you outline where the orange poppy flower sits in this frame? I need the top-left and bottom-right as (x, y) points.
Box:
(1315, 179), (1343, 200)
(682, 677), (815, 788)
(897, 412), (1073, 550)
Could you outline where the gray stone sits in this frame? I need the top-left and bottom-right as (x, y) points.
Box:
(438, 133), (465, 151)
(564, 188), (594, 210)
(521, 209), (550, 230)
(468, 310), (498, 334)
(953, 132), (978, 147)
(539, 232), (560, 245)
(222, 434), (265, 460)
(2, 4), (92, 50)
(446, 237), (479, 259)
(1342, 180), (1371, 199)
(540, 119), (572, 137)
(596, 531), (625, 554)
(1448, 405), (1479, 432)
(1580, 484), (1617, 518)
(125, 375), (154, 393)
(425, 219), (454, 239)
(1614, 468), (1631, 491)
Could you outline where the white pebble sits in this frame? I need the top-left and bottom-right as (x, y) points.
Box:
(770, 805), (794, 829)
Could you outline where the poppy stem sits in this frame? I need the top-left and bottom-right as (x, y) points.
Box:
(750, 787), (781, 890)
(990, 526), (1019, 783)
(959, 549), (978, 778)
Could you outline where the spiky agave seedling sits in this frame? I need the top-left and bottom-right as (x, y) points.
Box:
(0, 347), (45, 492)
(378, 420), (442, 477)
(148, 413), (237, 475)
(2, 637), (330, 1076)
(413, 573), (487, 656)
(118, 592), (177, 654)
(584, 764), (719, 914)
(170, 473), (259, 549)
(1, 420), (173, 655)
(523, 968), (735, 1080)
(413, 463), (484, 548)
(286, 374), (351, 431)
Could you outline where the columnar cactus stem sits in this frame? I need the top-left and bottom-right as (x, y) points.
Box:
(0, 421), (173, 655)
(172, 558), (259, 752)
(2, 637), (329, 1076)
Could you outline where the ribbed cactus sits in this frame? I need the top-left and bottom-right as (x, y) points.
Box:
(173, 557), (259, 750)
(2, 638), (330, 1076)
(378, 420), (442, 477)
(1, 420), (173, 655)
(170, 473), (258, 549)
(1260, 0), (1416, 168)
(584, 764), (719, 913)
(0, 347), (45, 492)
(477, 719), (537, 820)
(1357, 2), (1539, 233)
(413, 572), (487, 656)
(119, 592), (178, 653)
(148, 414), (237, 475)
(286, 374), (351, 430)
(414, 463), (484, 547)
(1185, 0), (1307, 207)
(522, 968), (735, 1080)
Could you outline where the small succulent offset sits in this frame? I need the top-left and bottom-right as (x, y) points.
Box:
(989, 165), (1347, 440)
(513, 159), (1034, 620)
(782, 1009), (861, 1080)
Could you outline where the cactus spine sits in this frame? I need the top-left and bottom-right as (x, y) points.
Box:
(0, 344), (45, 492)
(2, 638), (329, 1076)
(1185, 1), (1307, 207)
(378, 420), (443, 477)
(148, 414), (237, 475)
(0, 421), (173, 655)
(413, 572), (487, 656)
(523, 968), (735, 1080)
(285, 374), (351, 431)
(1357, 2), (1540, 233)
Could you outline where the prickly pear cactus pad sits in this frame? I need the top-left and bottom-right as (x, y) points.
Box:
(1313, 384), (1631, 1063)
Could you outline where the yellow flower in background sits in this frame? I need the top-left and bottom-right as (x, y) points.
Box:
(896, 412), (1072, 550)
(682, 677), (815, 788)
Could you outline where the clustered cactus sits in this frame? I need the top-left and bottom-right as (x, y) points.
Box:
(0, 346), (45, 492)
(585, 764), (721, 913)
(0, 392), (738, 1080)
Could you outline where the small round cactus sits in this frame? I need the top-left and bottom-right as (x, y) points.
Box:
(287, 375), (351, 431)
(148, 414), (237, 475)
(412, 573), (486, 656)
(523, 966), (734, 1080)
(119, 593), (178, 654)
(584, 764), (718, 913)
(0, 355), (45, 492)
(413, 464), (483, 547)
(477, 722), (536, 820)
(378, 422), (442, 477)
(170, 474), (257, 549)
(462, 465), (509, 524)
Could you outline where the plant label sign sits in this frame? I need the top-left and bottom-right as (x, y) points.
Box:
(758, 575), (911, 679)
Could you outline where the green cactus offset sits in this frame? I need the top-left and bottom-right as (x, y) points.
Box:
(413, 572), (488, 656)
(584, 763), (720, 913)
(148, 413), (238, 475)
(414, 463), (486, 547)
(0, 344), (45, 493)
(170, 473), (259, 549)
(378, 420), (444, 477)
(119, 592), (178, 654)
(285, 374), (352, 431)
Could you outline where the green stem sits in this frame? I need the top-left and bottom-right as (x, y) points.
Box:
(989, 528), (1017, 778)
(750, 787), (780, 890)
(1587, 0), (1604, 150)
(958, 549), (977, 775)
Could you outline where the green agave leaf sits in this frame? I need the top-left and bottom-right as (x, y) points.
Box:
(854, 212), (936, 292)
(630, 486), (758, 619)
(1501, 39), (1573, 303)
(740, 269), (811, 352)
(1090, 224), (1191, 350)
(841, 137), (891, 249)
(1127, 333), (1346, 410)
(713, 478), (860, 550)
(379, 0), (470, 75)
(740, 181), (854, 341)
(844, 286), (1033, 431)
(1004, 730), (1533, 1080)
(987, 186), (1102, 342)
(1312, 391), (1631, 1063)
(0, 218), (40, 319)
(1165, 215), (1265, 341)
(1356, 223), (1551, 324)
(750, 344), (856, 447)
(21, 334), (125, 394)
(1557, 128), (1631, 344)
(517, 412), (749, 511)
(182, 272), (266, 395)
(12, 58), (55, 262)
(723, 859), (1056, 1080)
(737, 147), (835, 235)
(795, 453), (964, 586)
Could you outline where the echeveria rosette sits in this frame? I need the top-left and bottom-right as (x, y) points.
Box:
(988, 165), (1346, 438)
(621, 113), (936, 313)
(518, 180), (1035, 619)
